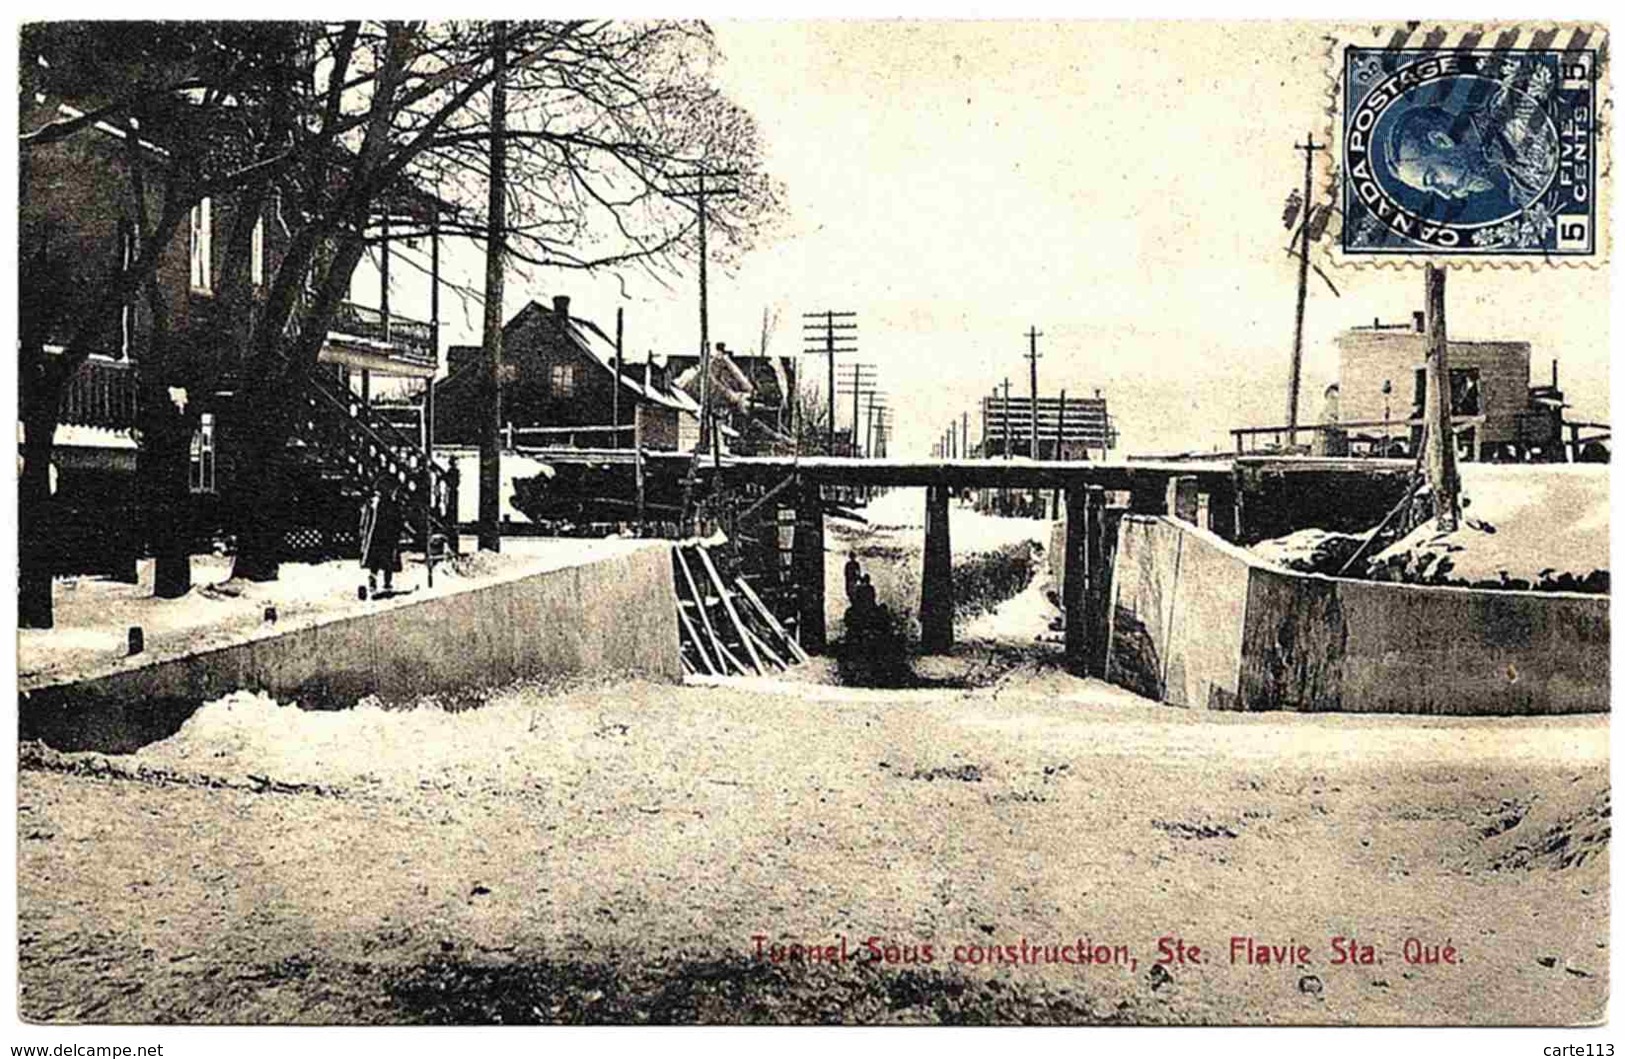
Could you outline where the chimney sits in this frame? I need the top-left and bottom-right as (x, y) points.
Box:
(552, 295), (571, 318)
(1412, 310), (1425, 333)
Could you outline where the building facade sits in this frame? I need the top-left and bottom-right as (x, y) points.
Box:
(21, 89), (449, 572)
(1333, 317), (1553, 461)
(435, 297), (702, 452)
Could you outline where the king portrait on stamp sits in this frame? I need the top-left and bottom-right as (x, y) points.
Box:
(1341, 43), (1599, 257)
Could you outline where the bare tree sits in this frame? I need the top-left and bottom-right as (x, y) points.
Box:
(20, 20), (782, 612)
(20, 21), (315, 622)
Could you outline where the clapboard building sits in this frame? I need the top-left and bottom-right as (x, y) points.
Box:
(1330, 314), (1583, 462)
(980, 392), (1116, 460)
(20, 86), (451, 573)
(435, 297), (702, 452)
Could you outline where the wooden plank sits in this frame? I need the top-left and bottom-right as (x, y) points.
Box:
(673, 589), (718, 676)
(732, 586), (795, 670)
(674, 545), (739, 675)
(743, 625), (788, 671)
(738, 473), (798, 524)
(696, 544), (765, 675)
(711, 636), (750, 676)
(737, 577), (811, 665)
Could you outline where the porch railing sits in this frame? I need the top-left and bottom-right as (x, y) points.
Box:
(59, 357), (138, 430)
(329, 301), (436, 370)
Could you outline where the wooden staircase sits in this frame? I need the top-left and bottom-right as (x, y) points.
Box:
(288, 372), (458, 555)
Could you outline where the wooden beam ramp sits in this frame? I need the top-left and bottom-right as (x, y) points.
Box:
(671, 541), (811, 678)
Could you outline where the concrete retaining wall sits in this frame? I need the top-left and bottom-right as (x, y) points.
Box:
(1107, 515), (1609, 715)
(21, 542), (682, 752)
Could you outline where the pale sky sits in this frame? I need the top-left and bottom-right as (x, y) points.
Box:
(403, 20), (1611, 457)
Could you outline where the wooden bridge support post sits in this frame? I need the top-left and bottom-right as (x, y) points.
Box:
(1083, 486), (1110, 677)
(1165, 475), (1200, 524)
(1062, 487), (1086, 669)
(1128, 474), (1167, 515)
(920, 484), (954, 654)
(1064, 485), (1110, 676)
(1205, 478), (1239, 542)
(794, 478), (827, 654)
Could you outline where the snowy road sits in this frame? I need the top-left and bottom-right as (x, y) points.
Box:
(17, 671), (1608, 1024)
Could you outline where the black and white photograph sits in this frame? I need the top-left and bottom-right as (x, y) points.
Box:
(6, 12), (1614, 1046)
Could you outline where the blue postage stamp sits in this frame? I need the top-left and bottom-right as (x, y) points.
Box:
(1341, 46), (1598, 257)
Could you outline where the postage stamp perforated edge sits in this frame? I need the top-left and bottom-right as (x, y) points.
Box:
(1320, 21), (1611, 271)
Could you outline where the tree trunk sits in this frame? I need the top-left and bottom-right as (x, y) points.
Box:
(227, 377), (290, 582)
(140, 406), (194, 599)
(19, 405), (58, 629)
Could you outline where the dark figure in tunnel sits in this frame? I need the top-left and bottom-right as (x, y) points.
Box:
(839, 572), (910, 686)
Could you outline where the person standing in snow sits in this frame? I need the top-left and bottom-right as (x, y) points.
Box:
(359, 478), (406, 598)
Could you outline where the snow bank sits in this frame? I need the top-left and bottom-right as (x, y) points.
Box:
(1370, 464), (1608, 591)
(442, 449), (555, 524)
(857, 488), (1052, 556)
(1249, 528), (1365, 574)
(126, 688), (578, 791)
(960, 569), (1062, 645)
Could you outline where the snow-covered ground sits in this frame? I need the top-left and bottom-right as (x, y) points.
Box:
(829, 490), (1054, 642)
(859, 488), (1053, 556)
(439, 449), (555, 524)
(18, 537), (652, 686)
(17, 672), (1609, 1024)
(960, 567), (1062, 646)
(1370, 463), (1609, 589)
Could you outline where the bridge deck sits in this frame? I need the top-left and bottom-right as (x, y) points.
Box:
(512, 448), (1236, 489)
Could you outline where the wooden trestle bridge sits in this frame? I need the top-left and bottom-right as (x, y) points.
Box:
(516, 450), (1247, 674)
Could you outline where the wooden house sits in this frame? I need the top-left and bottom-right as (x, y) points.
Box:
(1333, 316), (1544, 461)
(435, 297), (703, 452)
(667, 346), (799, 455)
(20, 88), (451, 572)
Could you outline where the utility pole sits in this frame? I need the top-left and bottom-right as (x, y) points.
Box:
(1423, 264), (1460, 531)
(612, 305), (623, 434)
(477, 22), (508, 554)
(1286, 132), (1325, 448)
(1057, 388), (1067, 461)
(1001, 377), (1012, 459)
(803, 311), (856, 455)
(670, 171), (739, 461)
(1025, 325), (1043, 458)
(670, 170), (738, 532)
(836, 362), (877, 456)
(864, 392), (887, 459)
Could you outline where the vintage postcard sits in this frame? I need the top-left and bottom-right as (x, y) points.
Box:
(9, 16), (1613, 1043)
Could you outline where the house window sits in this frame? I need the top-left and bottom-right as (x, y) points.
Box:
(189, 197), (213, 293)
(1449, 368), (1482, 417)
(1413, 367), (1484, 418)
(251, 215), (265, 288)
(118, 220), (136, 358)
(189, 412), (216, 493)
(550, 364), (577, 397)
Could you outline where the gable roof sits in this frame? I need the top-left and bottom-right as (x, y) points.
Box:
(444, 301), (700, 417)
